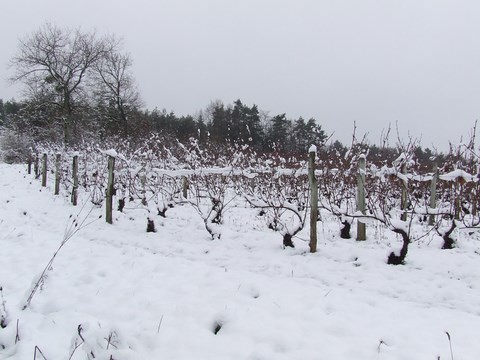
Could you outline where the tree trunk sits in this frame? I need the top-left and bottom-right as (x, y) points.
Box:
(340, 220), (351, 239)
(442, 220), (456, 249)
(283, 233), (294, 248)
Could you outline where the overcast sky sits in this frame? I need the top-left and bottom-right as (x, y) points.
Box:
(2, 0), (480, 150)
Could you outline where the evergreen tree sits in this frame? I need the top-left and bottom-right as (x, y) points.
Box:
(3, 99), (22, 127)
(292, 117), (308, 152)
(0, 99), (4, 126)
(330, 140), (347, 156)
(229, 99), (244, 144)
(149, 108), (177, 134)
(175, 115), (197, 141)
(305, 118), (327, 147)
(267, 113), (290, 151)
(244, 104), (264, 149)
(196, 113), (208, 143)
(208, 102), (229, 143)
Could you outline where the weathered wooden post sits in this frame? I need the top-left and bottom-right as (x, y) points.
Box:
(106, 155), (115, 224)
(428, 161), (438, 225)
(308, 145), (318, 253)
(400, 162), (408, 221)
(454, 181), (461, 221)
(182, 175), (188, 199)
(140, 169), (147, 206)
(356, 154), (366, 241)
(71, 154), (78, 206)
(249, 177), (255, 193)
(41, 153), (47, 187)
(34, 153), (40, 179)
(27, 149), (32, 175)
(54, 153), (61, 195)
(472, 164), (478, 217)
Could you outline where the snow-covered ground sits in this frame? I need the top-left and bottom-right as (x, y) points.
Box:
(1, 163), (480, 359)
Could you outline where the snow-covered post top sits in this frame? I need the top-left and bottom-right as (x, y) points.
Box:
(103, 149), (118, 158)
(308, 144), (317, 155)
(357, 153), (367, 180)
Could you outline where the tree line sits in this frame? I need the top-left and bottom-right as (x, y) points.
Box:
(1, 95), (327, 152)
(0, 23), (327, 153)
(1, 22), (442, 166)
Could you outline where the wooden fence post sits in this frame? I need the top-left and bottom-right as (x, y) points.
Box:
(401, 162), (408, 221)
(106, 155), (115, 224)
(34, 153), (39, 179)
(428, 161), (437, 225)
(54, 153), (61, 195)
(454, 183), (461, 221)
(140, 170), (147, 205)
(72, 155), (78, 206)
(472, 164), (478, 217)
(41, 153), (47, 187)
(308, 146), (318, 253)
(356, 154), (366, 241)
(27, 150), (32, 175)
(182, 176), (188, 198)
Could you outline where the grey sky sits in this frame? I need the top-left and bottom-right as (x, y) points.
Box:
(2, 0), (480, 150)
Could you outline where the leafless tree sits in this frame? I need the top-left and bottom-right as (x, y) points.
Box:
(92, 37), (142, 137)
(10, 23), (113, 143)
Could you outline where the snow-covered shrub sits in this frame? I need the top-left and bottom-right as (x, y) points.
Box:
(0, 129), (33, 164)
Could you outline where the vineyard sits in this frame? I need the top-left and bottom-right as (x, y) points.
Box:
(1, 136), (480, 359)
(30, 136), (480, 264)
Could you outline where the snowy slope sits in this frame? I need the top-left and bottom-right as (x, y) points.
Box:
(1, 163), (480, 359)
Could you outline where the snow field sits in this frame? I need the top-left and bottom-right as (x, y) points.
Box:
(1, 164), (480, 359)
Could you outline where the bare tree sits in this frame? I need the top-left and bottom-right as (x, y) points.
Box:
(10, 23), (111, 143)
(92, 37), (142, 137)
